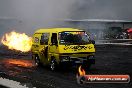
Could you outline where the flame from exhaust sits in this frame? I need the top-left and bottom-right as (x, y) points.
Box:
(78, 66), (86, 76)
(1, 31), (32, 52)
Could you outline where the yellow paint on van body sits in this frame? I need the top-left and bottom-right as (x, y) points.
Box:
(31, 28), (95, 68)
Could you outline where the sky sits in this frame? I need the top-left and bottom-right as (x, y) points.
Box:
(0, 0), (132, 35)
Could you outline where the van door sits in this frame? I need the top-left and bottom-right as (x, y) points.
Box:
(39, 33), (49, 64)
(49, 33), (58, 56)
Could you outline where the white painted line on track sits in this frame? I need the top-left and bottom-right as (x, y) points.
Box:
(0, 77), (35, 88)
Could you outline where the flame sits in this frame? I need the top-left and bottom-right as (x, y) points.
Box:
(7, 59), (35, 68)
(78, 66), (86, 76)
(1, 31), (32, 52)
(1, 59), (36, 76)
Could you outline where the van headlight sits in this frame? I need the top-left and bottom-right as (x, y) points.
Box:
(88, 56), (94, 59)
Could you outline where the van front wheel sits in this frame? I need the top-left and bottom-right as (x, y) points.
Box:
(35, 55), (41, 66)
(82, 63), (91, 70)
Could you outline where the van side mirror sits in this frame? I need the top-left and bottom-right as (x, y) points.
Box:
(51, 33), (58, 46)
(51, 39), (58, 46)
(90, 40), (95, 44)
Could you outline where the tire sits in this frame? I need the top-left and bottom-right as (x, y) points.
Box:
(34, 55), (41, 66)
(50, 59), (57, 71)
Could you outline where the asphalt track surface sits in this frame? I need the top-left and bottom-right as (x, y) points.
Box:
(0, 45), (132, 88)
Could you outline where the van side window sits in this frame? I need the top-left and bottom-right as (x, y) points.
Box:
(51, 33), (58, 45)
(34, 37), (39, 43)
(40, 33), (49, 45)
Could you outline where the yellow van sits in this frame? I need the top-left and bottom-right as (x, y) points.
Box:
(31, 28), (95, 70)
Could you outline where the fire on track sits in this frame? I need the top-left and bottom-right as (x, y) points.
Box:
(0, 59), (36, 88)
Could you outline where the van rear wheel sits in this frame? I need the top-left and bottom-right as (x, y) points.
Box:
(35, 55), (41, 66)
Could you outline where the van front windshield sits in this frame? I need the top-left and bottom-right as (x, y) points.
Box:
(59, 31), (90, 45)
